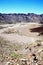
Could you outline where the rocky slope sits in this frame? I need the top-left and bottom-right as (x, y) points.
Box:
(0, 13), (43, 24)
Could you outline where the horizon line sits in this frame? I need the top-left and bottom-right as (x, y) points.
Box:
(0, 12), (43, 15)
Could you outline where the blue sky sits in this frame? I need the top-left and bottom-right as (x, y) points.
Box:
(0, 0), (43, 14)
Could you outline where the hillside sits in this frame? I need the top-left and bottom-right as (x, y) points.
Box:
(0, 13), (43, 24)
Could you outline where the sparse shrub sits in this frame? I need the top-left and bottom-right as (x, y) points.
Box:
(10, 53), (22, 59)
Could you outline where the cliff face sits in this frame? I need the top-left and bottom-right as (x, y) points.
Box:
(0, 13), (43, 24)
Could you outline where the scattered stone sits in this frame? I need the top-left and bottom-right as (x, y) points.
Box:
(5, 62), (10, 65)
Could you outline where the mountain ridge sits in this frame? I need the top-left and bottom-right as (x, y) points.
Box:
(0, 13), (43, 24)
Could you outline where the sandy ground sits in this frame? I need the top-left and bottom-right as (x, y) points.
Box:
(0, 23), (43, 65)
(0, 23), (42, 44)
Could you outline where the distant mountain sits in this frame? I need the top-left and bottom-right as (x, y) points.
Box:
(0, 13), (43, 24)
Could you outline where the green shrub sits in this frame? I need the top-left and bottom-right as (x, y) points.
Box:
(10, 53), (21, 59)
